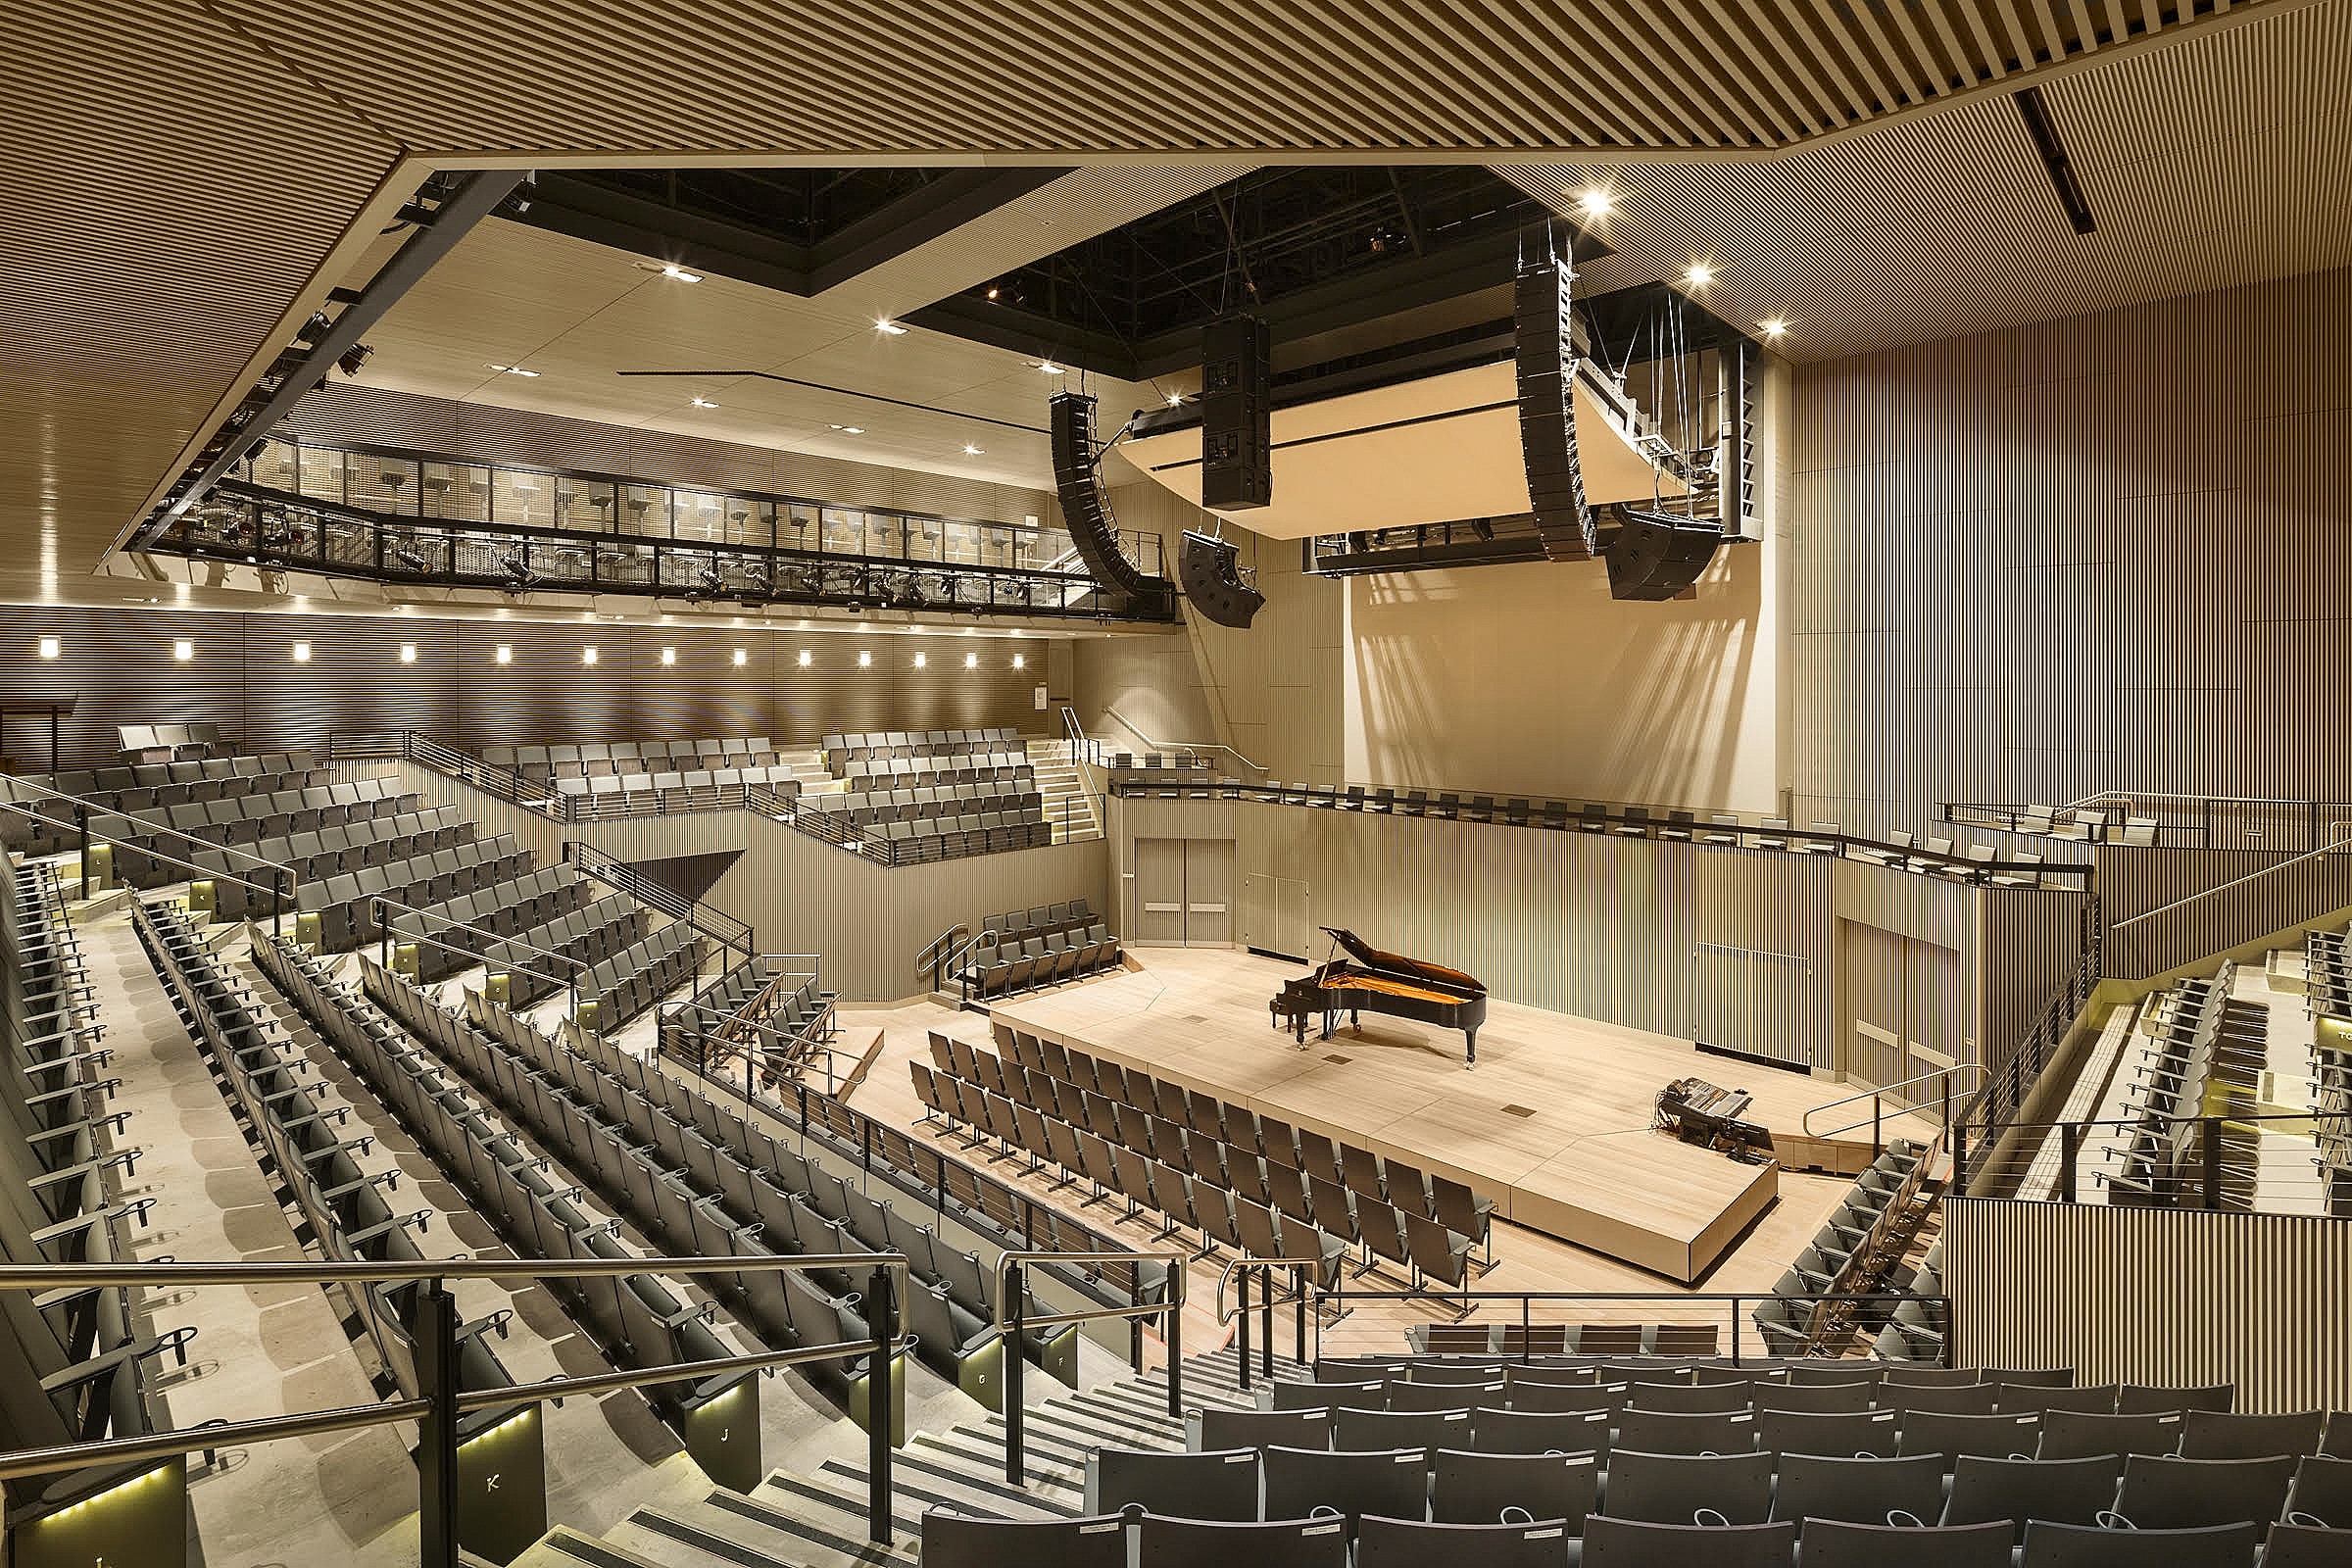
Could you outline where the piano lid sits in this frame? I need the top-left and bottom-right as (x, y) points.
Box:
(1320, 927), (1485, 996)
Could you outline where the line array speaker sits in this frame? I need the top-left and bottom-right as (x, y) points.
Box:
(1605, 507), (1723, 601)
(1048, 390), (1158, 601)
(1177, 529), (1263, 628)
(1200, 314), (1271, 511)
(1513, 233), (1596, 562)
(1729, 339), (1760, 532)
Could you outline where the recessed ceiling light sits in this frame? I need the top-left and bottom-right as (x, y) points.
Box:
(1577, 187), (1612, 218)
(487, 364), (540, 376)
(875, 318), (907, 335)
(1685, 263), (1713, 286)
(1035, 361), (1065, 375)
(1760, 318), (1788, 338)
(826, 424), (863, 435)
(962, 443), (984, 456)
(690, 396), (718, 409)
(661, 645), (676, 664)
(1165, 392), (1184, 407)
(399, 643), (416, 662)
(291, 641), (311, 662)
(660, 263), (702, 282)
(36, 637), (58, 660)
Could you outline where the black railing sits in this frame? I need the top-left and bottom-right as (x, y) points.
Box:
(1115, 776), (2093, 888)
(157, 476), (1176, 622)
(1956, 896), (2104, 1146)
(332, 728), (807, 826)
(564, 841), (754, 963)
(1946, 794), (2352, 853)
(1954, 1109), (2339, 1213)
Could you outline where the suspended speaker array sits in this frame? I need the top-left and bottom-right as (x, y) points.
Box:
(1605, 507), (1723, 601)
(1177, 530), (1263, 628)
(1512, 231), (1597, 563)
(1200, 314), (1272, 511)
(1048, 390), (1160, 602)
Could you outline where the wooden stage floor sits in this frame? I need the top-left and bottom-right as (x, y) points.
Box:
(990, 949), (1893, 1283)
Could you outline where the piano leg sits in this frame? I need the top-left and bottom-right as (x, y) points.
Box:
(1464, 1027), (1478, 1067)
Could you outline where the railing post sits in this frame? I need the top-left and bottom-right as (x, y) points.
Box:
(1296, 1268), (1308, 1364)
(1237, 1266), (1251, 1393)
(1731, 1298), (1743, 1368)
(1260, 1266), (1273, 1379)
(75, 805), (88, 901)
(1003, 1262), (1024, 1483)
(415, 1280), (461, 1568)
(1521, 1296), (1532, 1363)
(1872, 1096), (1883, 1157)
(867, 1264), (895, 1544)
(1166, 1282), (1182, 1420)
(2202, 1118), (2224, 1209)
(1951, 1126), (1969, 1197)
(273, 867), (288, 940)
(2059, 1122), (2080, 1203)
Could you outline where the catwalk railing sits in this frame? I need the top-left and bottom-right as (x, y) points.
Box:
(1946, 792), (2352, 853)
(0, 1255), (907, 1565)
(159, 473), (1176, 621)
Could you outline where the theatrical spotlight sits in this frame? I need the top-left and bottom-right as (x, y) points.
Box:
(337, 342), (373, 377)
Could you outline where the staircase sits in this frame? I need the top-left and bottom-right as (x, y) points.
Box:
(515, 1344), (1297, 1567)
(775, 746), (845, 797)
(1026, 739), (1102, 845)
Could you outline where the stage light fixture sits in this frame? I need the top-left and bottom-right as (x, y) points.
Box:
(691, 396), (718, 408)
(1577, 187), (1611, 218)
(963, 652), (977, 668)
(394, 545), (429, 571)
(661, 263), (702, 282)
(1760, 318), (1788, 338)
(962, 443), (984, 455)
(337, 343), (373, 377)
(1684, 263), (1713, 286)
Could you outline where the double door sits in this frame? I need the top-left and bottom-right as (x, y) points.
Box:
(1131, 837), (1235, 946)
(1842, 920), (1964, 1112)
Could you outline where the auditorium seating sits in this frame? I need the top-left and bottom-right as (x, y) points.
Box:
(0, 750), (354, 857)
(116, 720), (229, 761)
(822, 727), (1022, 770)
(914, 1023), (1491, 1307)
(349, 950), (1087, 1408)
(668, 955), (840, 1091)
(955, 906), (1120, 999)
(1751, 1138), (1933, 1354)
(136, 903), (530, 1444)
(0, 862), (189, 1526)
(802, 728), (1054, 862)
(483, 734), (793, 780)
(2104, 966), (2265, 1207)
(250, 933), (764, 1455)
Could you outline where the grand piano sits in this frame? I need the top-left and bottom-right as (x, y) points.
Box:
(1270, 927), (1489, 1063)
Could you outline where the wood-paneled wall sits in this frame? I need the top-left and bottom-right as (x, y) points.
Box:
(1788, 264), (2352, 836)
(1945, 1198), (2352, 1413)
(2095, 845), (2352, 979)
(0, 605), (1048, 769)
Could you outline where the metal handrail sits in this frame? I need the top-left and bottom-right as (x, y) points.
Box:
(997, 1247), (1186, 1482)
(916, 922), (971, 988)
(0, 1253), (907, 1552)
(1212, 1256), (1323, 1325)
(1804, 1063), (1984, 1139)
(2113, 832), (2352, 931)
(1101, 706), (1262, 773)
(565, 840), (754, 956)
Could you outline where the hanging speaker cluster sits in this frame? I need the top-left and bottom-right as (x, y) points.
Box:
(1605, 507), (1723, 601)
(1048, 390), (1160, 602)
(1729, 339), (1761, 531)
(1200, 314), (1272, 511)
(1178, 529), (1263, 628)
(1513, 230), (1597, 563)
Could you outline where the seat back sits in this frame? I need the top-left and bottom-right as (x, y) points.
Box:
(2016, 1520), (2256, 1568)
(1602, 1448), (1775, 1524)
(1352, 1516), (1576, 1568)
(1089, 1447), (1259, 1523)
(1260, 1446), (1429, 1533)
(1133, 1515), (1348, 1568)
(1429, 1448), (1595, 1530)
(1580, 1516), (1795, 1568)
(1942, 1454), (2123, 1544)
(919, 1510), (1127, 1568)
(1771, 1452), (1945, 1527)
(1799, 1519), (2012, 1568)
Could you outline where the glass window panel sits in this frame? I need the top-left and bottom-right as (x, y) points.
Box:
(420, 462), (490, 522)
(557, 476), (616, 531)
(674, 488), (728, 543)
(618, 483), (668, 537)
(496, 467), (557, 528)
(297, 445), (346, 504)
(250, 438), (301, 493)
(819, 507), (866, 556)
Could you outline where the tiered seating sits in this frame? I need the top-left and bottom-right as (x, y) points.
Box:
(276, 828), (532, 949)
(955, 901), (1120, 998)
(550, 767), (803, 811)
(670, 956), (839, 1091)
(919, 1360), (2352, 1568)
(485, 735), (795, 782)
(0, 862), (190, 1526)
(2106, 967), (2265, 1206)
(1874, 1239), (1948, 1360)
(396, 878), (646, 1004)
(355, 954), (1062, 1410)
(0, 750), (344, 856)
(2309, 937), (2352, 1213)
(805, 727), (1053, 862)
(1408, 1323), (1729, 1356)
(576, 920), (703, 1033)
(134, 902), (529, 1444)
(1752, 1139), (1934, 1355)
(912, 1023), (1492, 1308)
(252, 935), (761, 1463)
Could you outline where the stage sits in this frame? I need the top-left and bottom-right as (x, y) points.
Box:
(990, 949), (1894, 1282)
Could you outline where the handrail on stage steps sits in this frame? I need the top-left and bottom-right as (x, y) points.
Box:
(996, 1247), (1187, 1483)
(1803, 1063), (1983, 1144)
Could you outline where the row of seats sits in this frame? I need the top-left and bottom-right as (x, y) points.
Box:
(2112, 968), (2262, 1207)
(421, 892), (646, 1005)
(785, 1069), (1172, 1318)
(1411, 1324), (1727, 1355)
(116, 720), (229, 760)
(1989, 804), (2164, 846)
(2308, 932), (2352, 1208)
(858, 811), (1054, 864)
(822, 727), (1020, 768)
(1, 752), (330, 855)
(0, 863), (184, 1523)
(577, 920), (702, 1034)
(141, 774), (413, 847)
(389, 867), (594, 979)
(801, 777), (1041, 830)
(357, 956), (1035, 1409)
(924, 1506), (2334, 1568)
(135, 902), (525, 1439)
(670, 957), (839, 1093)
(8, 763), (351, 853)
(280, 836), (533, 951)
(977, 1023), (1494, 1250)
(546, 765), (804, 806)
(836, 747), (1029, 784)
(251, 934), (763, 1460)
(483, 736), (784, 774)
(1112, 779), (2075, 890)
(956, 919), (1115, 992)
(1754, 1139), (1932, 1354)
(205, 803), (471, 893)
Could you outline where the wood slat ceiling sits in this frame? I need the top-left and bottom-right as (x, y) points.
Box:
(0, 0), (2330, 617)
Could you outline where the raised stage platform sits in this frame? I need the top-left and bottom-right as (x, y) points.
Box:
(991, 950), (1885, 1282)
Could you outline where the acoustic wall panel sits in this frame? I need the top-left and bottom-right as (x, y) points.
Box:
(0, 605), (1048, 769)
(1945, 1199), (2352, 1414)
